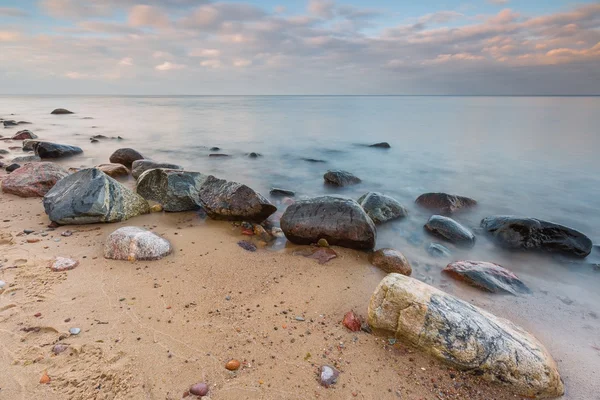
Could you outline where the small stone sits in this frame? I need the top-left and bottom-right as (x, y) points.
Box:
(40, 371), (51, 384)
(0, 280), (6, 291)
(69, 327), (81, 335)
(61, 230), (73, 237)
(24, 229), (34, 234)
(225, 295), (231, 301)
(26, 238), (41, 243)
(34, 312), (42, 318)
(52, 344), (69, 355)
(150, 204), (163, 213)
(50, 257), (79, 272)
(320, 365), (340, 387)
(427, 243), (451, 258)
(190, 382), (209, 396)
(225, 359), (241, 371)
(370, 248), (412, 276)
(317, 238), (329, 247)
(237, 240), (257, 252)
(295, 316), (305, 321)
(342, 311), (361, 332)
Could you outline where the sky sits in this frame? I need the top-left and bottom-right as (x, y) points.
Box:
(0, 0), (599, 95)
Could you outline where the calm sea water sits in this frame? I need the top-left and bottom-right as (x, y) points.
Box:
(2, 95), (600, 397)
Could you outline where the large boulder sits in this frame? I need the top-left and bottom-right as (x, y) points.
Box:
(104, 227), (172, 261)
(136, 169), (207, 212)
(415, 192), (477, 213)
(51, 108), (74, 114)
(1, 162), (68, 197)
(368, 274), (564, 399)
(12, 130), (38, 140)
(358, 192), (407, 225)
(131, 159), (182, 179)
(424, 215), (475, 248)
(323, 170), (361, 187)
(43, 168), (150, 225)
(34, 142), (83, 159)
(443, 260), (530, 295)
(198, 175), (276, 222)
(110, 148), (144, 168)
(481, 216), (592, 258)
(22, 139), (41, 151)
(96, 163), (129, 178)
(280, 196), (376, 250)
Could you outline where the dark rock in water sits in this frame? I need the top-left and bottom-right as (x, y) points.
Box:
(319, 365), (340, 387)
(210, 147), (220, 151)
(370, 248), (412, 275)
(51, 108), (74, 115)
(104, 226), (172, 261)
(17, 121), (32, 125)
(369, 142), (391, 148)
(83, 117), (93, 120)
(109, 148), (144, 168)
(238, 240), (257, 252)
(22, 139), (41, 151)
(6, 163), (20, 172)
(480, 216), (592, 258)
(1, 162), (68, 197)
(34, 142), (83, 159)
(270, 188), (295, 197)
(90, 139), (99, 143)
(11, 155), (41, 163)
(280, 196), (376, 250)
(415, 192), (477, 214)
(0, 149), (8, 154)
(92, 135), (108, 139)
(444, 260), (530, 295)
(12, 130), (37, 140)
(43, 168), (149, 225)
(136, 169), (207, 212)
(199, 176), (276, 222)
(248, 152), (262, 158)
(209, 153), (230, 157)
(301, 157), (326, 163)
(131, 159), (183, 180)
(427, 243), (451, 258)
(357, 192), (407, 224)
(424, 215), (475, 248)
(3, 120), (17, 127)
(323, 170), (361, 187)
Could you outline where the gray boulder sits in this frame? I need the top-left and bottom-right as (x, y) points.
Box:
(43, 168), (149, 225)
(424, 215), (475, 248)
(368, 274), (563, 399)
(358, 192), (407, 224)
(415, 192), (477, 213)
(136, 169), (207, 212)
(34, 142), (83, 159)
(323, 170), (361, 186)
(132, 159), (183, 179)
(110, 148), (144, 168)
(104, 227), (172, 261)
(11, 155), (41, 163)
(280, 196), (376, 250)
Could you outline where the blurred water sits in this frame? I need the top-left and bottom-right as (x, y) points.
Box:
(2, 95), (600, 397)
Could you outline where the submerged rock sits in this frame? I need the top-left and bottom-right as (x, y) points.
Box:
(323, 170), (361, 187)
(481, 216), (592, 258)
(443, 260), (530, 295)
(280, 196), (376, 250)
(370, 248), (412, 276)
(199, 175), (276, 222)
(136, 169), (207, 212)
(368, 274), (564, 399)
(104, 227), (172, 261)
(358, 192), (407, 224)
(6, 163), (20, 173)
(415, 192), (477, 213)
(51, 108), (74, 115)
(293, 247), (338, 264)
(109, 148), (144, 168)
(1, 162), (68, 197)
(131, 159), (182, 179)
(424, 215), (475, 248)
(11, 155), (41, 163)
(427, 243), (451, 258)
(3, 120), (18, 126)
(43, 168), (149, 225)
(34, 142), (83, 159)
(369, 142), (391, 148)
(270, 188), (295, 197)
(301, 157), (326, 163)
(12, 130), (38, 140)
(96, 163), (129, 178)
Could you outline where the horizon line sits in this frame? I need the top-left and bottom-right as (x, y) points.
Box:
(1, 94), (600, 97)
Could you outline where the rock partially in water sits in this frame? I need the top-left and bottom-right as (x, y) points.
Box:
(319, 365), (340, 387)
(323, 170), (361, 187)
(22, 139), (41, 151)
(131, 159), (182, 179)
(199, 175), (276, 222)
(209, 153), (230, 158)
(6, 163), (20, 173)
(109, 148), (144, 168)
(415, 192), (477, 214)
(34, 142), (83, 159)
(481, 216), (592, 258)
(210, 147), (220, 151)
(270, 188), (295, 197)
(3, 120), (18, 126)
(427, 243), (451, 258)
(369, 142), (391, 148)
(301, 158), (326, 163)
(51, 108), (74, 115)
(281, 196), (376, 250)
(247, 152), (261, 158)
(358, 192), (407, 224)
(443, 260), (531, 295)
(43, 168), (149, 225)
(96, 163), (129, 178)
(104, 226), (172, 261)
(11, 155), (41, 163)
(1, 162), (68, 197)
(12, 130), (38, 140)
(137, 169), (207, 212)
(368, 274), (564, 399)
(50, 257), (79, 272)
(370, 248), (412, 276)
(424, 215), (475, 248)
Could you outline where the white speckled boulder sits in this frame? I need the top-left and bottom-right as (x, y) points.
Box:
(104, 227), (172, 261)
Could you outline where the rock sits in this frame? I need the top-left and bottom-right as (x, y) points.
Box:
(131, 159), (182, 179)
(190, 383), (209, 396)
(104, 227), (172, 261)
(481, 216), (592, 258)
(281, 196), (376, 250)
(368, 274), (564, 399)
(69, 327), (81, 335)
(253, 224), (272, 242)
(293, 247), (338, 264)
(34, 142), (83, 159)
(369, 142), (391, 148)
(109, 148), (144, 168)
(92, 135), (108, 139)
(96, 163), (129, 178)
(238, 240), (257, 252)
(319, 365), (340, 387)
(11, 155), (41, 163)
(52, 344), (69, 355)
(301, 158), (326, 163)
(3, 120), (17, 127)
(136, 169), (207, 212)
(427, 243), (451, 258)
(270, 188), (295, 197)
(0, 280), (6, 292)
(443, 261), (531, 295)
(225, 359), (241, 371)
(51, 108), (74, 115)
(209, 153), (230, 157)
(424, 215), (475, 248)
(415, 192), (477, 214)
(323, 170), (361, 187)
(18, 121), (31, 125)
(210, 147), (220, 151)
(43, 168), (150, 225)
(342, 311), (361, 332)
(40, 371), (51, 384)
(22, 139), (41, 151)
(0, 149), (8, 154)
(12, 130), (38, 140)
(317, 238), (329, 247)
(199, 175), (276, 222)
(248, 152), (261, 158)
(90, 139), (99, 143)
(370, 248), (412, 276)
(150, 204), (162, 213)
(6, 163), (20, 173)
(50, 257), (79, 272)
(1, 162), (68, 197)
(357, 192), (407, 224)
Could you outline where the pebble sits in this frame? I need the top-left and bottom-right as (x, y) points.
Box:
(39, 371), (51, 384)
(69, 327), (81, 335)
(61, 230), (73, 237)
(50, 257), (79, 272)
(295, 316), (305, 321)
(237, 240), (257, 252)
(320, 365), (340, 387)
(225, 295), (231, 301)
(26, 238), (41, 243)
(225, 359), (241, 371)
(23, 229), (34, 234)
(342, 311), (361, 332)
(0, 280), (6, 290)
(52, 344), (69, 355)
(190, 382), (209, 396)
(317, 238), (329, 247)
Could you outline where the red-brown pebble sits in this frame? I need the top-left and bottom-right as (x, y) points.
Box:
(225, 359), (241, 371)
(342, 311), (361, 332)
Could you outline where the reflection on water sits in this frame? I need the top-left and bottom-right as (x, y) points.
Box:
(2, 95), (600, 397)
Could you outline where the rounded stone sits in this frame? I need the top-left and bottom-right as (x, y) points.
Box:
(190, 383), (209, 396)
(104, 227), (172, 261)
(370, 248), (412, 276)
(109, 148), (144, 168)
(225, 359), (241, 371)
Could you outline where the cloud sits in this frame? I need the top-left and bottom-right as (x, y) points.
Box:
(418, 11), (464, 25)
(488, 0), (509, 5)
(128, 5), (170, 29)
(0, 7), (29, 17)
(182, 3), (265, 30)
(233, 58), (252, 67)
(0, 31), (21, 41)
(308, 0), (335, 19)
(200, 59), (221, 68)
(119, 57), (134, 66)
(189, 48), (221, 57)
(155, 61), (186, 71)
